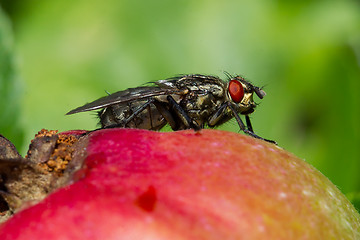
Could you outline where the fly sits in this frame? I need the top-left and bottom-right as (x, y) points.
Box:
(66, 74), (276, 144)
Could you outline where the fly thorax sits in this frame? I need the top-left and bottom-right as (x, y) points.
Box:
(207, 84), (224, 98)
(183, 93), (215, 111)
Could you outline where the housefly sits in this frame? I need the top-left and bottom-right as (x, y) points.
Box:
(67, 74), (276, 143)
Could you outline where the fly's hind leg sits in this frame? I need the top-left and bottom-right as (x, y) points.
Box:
(103, 99), (155, 129)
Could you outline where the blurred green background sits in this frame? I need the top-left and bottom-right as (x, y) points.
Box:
(0, 0), (359, 205)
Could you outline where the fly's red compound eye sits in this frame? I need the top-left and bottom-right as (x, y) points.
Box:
(228, 80), (244, 103)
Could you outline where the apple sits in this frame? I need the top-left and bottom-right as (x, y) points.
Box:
(0, 129), (359, 239)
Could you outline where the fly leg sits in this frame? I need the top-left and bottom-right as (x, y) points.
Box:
(166, 95), (201, 131)
(146, 102), (153, 129)
(208, 102), (228, 127)
(228, 104), (276, 144)
(104, 99), (155, 129)
(245, 115), (253, 132)
(153, 101), (178, 130)
(245, 115), (276, 144)
(122, 98), (155, 126)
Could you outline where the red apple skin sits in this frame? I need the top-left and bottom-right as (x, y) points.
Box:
(0, 129), (359, 239)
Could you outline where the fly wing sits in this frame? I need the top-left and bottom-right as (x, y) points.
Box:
(66, 86), (178, 115)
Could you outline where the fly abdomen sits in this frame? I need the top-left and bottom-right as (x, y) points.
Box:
(98, 101), (166, 130)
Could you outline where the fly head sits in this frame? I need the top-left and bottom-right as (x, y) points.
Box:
(226, 76), (265, 115)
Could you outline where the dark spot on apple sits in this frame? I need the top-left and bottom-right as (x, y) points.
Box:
(135, 186), (157, 212)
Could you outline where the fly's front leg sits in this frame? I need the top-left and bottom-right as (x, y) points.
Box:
(245, 115), (253, 132)
(166, 95), (201, 131)
(245, 115), (276, 144)
(228, 104), (276, 144)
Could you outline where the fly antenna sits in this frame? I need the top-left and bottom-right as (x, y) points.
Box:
(254, 87), (266, 99)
